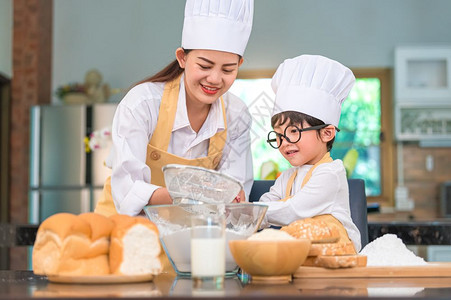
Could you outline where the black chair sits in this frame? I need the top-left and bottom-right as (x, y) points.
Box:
(249, 180), (275, 203)
(249, 178), (369, 248)
(348, 179), (368, 247)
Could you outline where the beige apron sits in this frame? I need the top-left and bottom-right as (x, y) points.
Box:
(278, 152), (354, 249)
(94, 75), (228, 216)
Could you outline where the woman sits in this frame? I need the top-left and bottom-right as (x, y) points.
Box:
(95, 0), (254, 216)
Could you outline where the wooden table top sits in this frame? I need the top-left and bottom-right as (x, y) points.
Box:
(2, 270), (451, 299)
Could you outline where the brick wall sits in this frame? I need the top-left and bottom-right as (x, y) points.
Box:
(403, 144), (451, 219)
(369, 143), (451, 222)
(10, 0), (52, 270)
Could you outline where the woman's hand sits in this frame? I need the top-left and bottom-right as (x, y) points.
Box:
(232, 190), (246, 203)
(148, 187), (173, 205)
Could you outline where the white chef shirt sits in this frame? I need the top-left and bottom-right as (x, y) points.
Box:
(107, 75), (254, 216)
(259, 160), (361, 252)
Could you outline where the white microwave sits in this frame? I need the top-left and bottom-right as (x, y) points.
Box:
(441, 181), (451, 218)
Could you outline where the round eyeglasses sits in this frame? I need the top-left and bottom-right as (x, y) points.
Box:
(266, 124), (338, 149)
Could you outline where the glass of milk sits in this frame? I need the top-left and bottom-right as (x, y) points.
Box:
(191, 214), (226, 290)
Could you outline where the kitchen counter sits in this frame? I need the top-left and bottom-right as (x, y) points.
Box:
(368, 221), (451, 245)
(3, 221), (451, 247)
(1, 270), (451, 299)
(0, 224), (38, 247)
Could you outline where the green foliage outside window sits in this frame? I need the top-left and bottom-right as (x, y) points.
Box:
(332, 78), (381, 196)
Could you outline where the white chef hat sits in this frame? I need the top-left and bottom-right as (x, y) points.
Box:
(271, 55), (355, 127)
(181, 0), (253, 56)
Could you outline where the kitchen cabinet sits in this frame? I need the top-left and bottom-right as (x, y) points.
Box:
(428, 246), (451, 262)
(394, 103), (451, 141)
(394, 46), (451, 142)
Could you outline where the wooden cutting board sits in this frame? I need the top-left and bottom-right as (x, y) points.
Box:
(294, 262), (451, 278)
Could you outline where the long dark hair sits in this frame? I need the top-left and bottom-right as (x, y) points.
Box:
(135, 49), (193, 86)
(271, 111), (335, 151)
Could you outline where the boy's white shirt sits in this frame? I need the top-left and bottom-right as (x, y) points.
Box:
(259, 159), (361, 252)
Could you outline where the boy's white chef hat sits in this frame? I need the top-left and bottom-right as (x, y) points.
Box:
(271, 55), (355, 127)
(182, 0), (253, 56)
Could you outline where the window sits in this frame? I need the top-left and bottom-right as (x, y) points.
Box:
(230, 68), (394, 205)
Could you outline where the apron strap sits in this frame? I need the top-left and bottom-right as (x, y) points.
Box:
(278, 152), (333, 202)
(146, 73), (228, 186)
(301, 152), (333, 188)
(207, 97), (227, 157)
(149, 75), (180, 150)
(283, 170), (298, 201)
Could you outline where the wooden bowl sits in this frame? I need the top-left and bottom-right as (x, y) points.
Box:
(228, 239), (311, 282)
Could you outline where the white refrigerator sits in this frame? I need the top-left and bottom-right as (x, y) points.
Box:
(29, 103), (117, 223)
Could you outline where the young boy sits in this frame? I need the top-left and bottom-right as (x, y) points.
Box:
(259, 54), (361, 252)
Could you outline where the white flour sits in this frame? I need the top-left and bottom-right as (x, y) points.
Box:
(248, 228), (295, 241)
(360, 234), (427, 266)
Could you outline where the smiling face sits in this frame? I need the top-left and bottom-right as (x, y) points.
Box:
(175, 48), (243, 106)
(274, 118), (334, 167)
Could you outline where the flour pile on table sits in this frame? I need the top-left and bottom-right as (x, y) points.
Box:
(360, 234), (427, 266)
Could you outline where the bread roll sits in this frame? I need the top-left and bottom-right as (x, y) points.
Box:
(79, 212), (114, 258)
(59, 212), (115, 275)
(281, 218), (340, 243)
(33, 213), (93, 275)
(109, 214), (162, 275)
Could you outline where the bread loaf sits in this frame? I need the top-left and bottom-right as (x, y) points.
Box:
(59, 212), (115, 275)
(308, 241), (356, 256)
(303, 254), (367, 269)
(32, 212), (162, 276)
(79, 212), (114, 258)
(109, 214), (162, 275)
(56, 256), (111, 276)
(281, 218), (340, 243)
